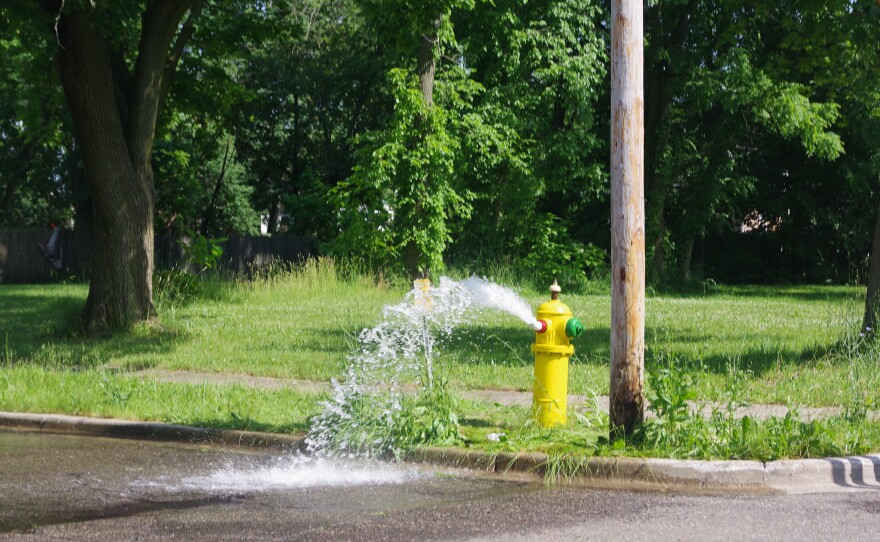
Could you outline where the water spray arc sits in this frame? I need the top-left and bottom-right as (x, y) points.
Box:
(306, 276), (585, 459)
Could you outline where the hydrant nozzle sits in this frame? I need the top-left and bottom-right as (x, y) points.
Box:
(531, 281), (583, 427)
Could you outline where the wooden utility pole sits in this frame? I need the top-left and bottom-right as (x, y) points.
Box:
(609, 0), (645, 439)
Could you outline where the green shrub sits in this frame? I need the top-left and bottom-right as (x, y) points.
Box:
(180, 232), (226, 271)
(153, 267), (202, 307)
(519, 214), (607, 292)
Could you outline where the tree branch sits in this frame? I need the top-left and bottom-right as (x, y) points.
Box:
(127, 0), (195, 167)
(200, 136), (233, 236)
(159, 0), (205, 115)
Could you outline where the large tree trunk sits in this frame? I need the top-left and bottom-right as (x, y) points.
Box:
(863, 194), (880, 333)
(404, 22), (439, 279)
(417, 28), (436, 108)
(51, 2), (195, 332)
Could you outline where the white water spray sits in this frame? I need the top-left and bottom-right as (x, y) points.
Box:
(460, 276), (542, 330)
(180, 456), (419, 491)
(148, 276), (539, 491)
(306, 276), (539, 459)
(135, 455), (420, 492)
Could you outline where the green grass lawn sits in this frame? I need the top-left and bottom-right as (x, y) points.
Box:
(442, 283), (865, 406)
(1, 263), (877, 459)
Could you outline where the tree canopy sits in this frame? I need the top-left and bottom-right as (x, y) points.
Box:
(3, 0), (880, 298)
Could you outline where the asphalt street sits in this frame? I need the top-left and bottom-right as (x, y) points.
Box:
(1, 431), (878, 541)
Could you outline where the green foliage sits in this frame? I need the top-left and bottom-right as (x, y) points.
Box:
(154, 233), (226, 307)
(306, 380), (463, 460)
(715, 49), (844, 161)
(8, 0), (878, 284)
(153, 268), (203, 308)
(645, 354), (698, 434)
(395, 374), (463, 449)
(0, 6), (73, 227)
(639, 0), (879, 282)
(449, 0), (609, 266)
(333, 68), (472, 272)
(154, 122), (259, 237)
(633, 353), (878, 461)
(518, 214), (607, 291)
(180, 233), (226, 271)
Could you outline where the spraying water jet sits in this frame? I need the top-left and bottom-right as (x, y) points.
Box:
(306, 275), (585, 459)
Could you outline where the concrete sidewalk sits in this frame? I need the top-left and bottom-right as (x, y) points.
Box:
(135, 368), (879, 422)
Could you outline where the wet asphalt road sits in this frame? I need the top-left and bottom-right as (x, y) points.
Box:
(1, 430), (879, 541)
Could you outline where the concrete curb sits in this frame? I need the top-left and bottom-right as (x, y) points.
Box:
(3, 412), (878, 494)
(0, 411), (306, 451)
(410, 446), (880, 494)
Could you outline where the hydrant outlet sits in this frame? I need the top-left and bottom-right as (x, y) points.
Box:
(531, 319), (548, 333)
(565, 317), (584, 338)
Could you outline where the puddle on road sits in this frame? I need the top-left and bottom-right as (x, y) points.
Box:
(135, 454), (424, 492)
(1, 431), (539, 534)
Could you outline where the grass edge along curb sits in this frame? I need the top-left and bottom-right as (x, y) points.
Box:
(0, 411), (306, 451)
(3, 411), (878, 494)
(411, 446), (880, 494)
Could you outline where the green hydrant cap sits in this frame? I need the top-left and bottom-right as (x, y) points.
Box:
(565, 317), (584, 338)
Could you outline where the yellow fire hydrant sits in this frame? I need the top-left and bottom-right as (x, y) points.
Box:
(531, 280), (584, 427)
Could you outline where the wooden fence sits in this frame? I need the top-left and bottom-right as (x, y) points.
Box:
(0, 228), (314, 284)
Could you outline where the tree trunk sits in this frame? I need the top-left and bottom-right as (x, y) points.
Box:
(51, 2), (195, 332)
(609, 0), (646, 440)
(677, 233), (695, 281)
(404, 20), (439, 279)
(72, 168), (94, 279)
(1, 174), (19, 222)
(643, 0), (696, 278)
(863, 194), (880, 333)
(417, 28), (437, 108)
(267, 197), (280, 235)
(200, 137), (232, 236)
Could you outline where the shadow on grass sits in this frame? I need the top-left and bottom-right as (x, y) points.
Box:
(652, 283), (861, 303)
(0, 292), (83, 344)
(642, 345), (828, 376)
(0, 288), (185, 370)
(459, 417), (498, 429)
(643, 327), (832, 376)
(439, 321), (839, 379)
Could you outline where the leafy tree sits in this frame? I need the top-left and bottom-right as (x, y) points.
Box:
(450, 0), (609, 285)
(16, 0), (205, 331)
(333, 0), (476, 276)
(642, 0), (848, 280)
(333, 68), (472, 272)
(0, 7), (71, 227)
(229, 0), (386, 240)
(153, 121), (259, 237)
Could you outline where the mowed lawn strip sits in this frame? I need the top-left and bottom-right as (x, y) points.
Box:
(0, 274), (871, 434)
